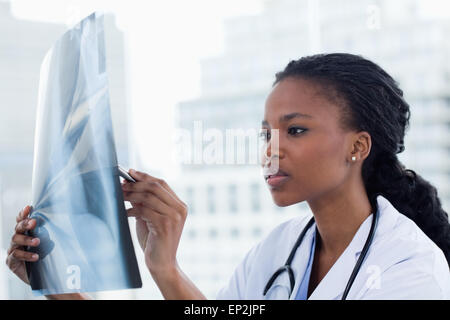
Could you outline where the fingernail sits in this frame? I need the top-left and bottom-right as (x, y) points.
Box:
(27, 219), (32, 227)
(130, 169), (135, 174)
(32, 238), (40, 245)
(32, 254), (39, 259)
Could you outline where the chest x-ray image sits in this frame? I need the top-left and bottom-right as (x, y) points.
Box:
(25, 12), (142, 296)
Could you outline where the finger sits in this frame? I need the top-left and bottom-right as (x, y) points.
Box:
(11, 233), (40, 248)
(127, 170), (187, 214)
(127, 169), (188, 217)
(126, 206), (165, 225)
(124, 191), (174, 216)
(126, 205), (156, 218)
(129, 169), (184, 204)
(14, 218), (36, 234)
(16, 205), (32, 223)
(126, 206), (139, 218)
(122, 181), (179, 210)
(8, 249), (39, 262)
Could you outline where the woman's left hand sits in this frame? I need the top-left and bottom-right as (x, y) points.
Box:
(121, 169), (188, 277)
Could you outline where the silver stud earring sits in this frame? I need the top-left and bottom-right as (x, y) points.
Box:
(351, 156), (356, 161)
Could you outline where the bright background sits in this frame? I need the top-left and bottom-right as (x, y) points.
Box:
(1, 0), (449, 299)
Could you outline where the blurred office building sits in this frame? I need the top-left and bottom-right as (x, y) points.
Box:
(1, 0), (449, 300)
(0, 1), (131, 299)
(175, 0), (450, 298)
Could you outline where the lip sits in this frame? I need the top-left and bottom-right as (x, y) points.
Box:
(264, 168), (290, 188)
(266, 175), (290, 188)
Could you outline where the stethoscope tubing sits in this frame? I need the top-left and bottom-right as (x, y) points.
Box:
(263, 209), (379, 300)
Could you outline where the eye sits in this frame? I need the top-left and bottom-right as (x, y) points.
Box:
(288, 126), (307, 136)
(259, 129), (271, 141)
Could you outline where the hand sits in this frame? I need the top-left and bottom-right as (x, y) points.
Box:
(5, 206), (93, 300)
(121, 169), (188, 276)
(5, 205), (40, 285)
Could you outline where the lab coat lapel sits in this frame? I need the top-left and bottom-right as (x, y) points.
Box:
(262, 215), (316, 300)
(287, 224), (316, 300)
(307, 212), (375, 300)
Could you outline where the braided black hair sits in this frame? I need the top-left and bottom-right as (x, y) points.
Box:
(274, 53), (450, 264)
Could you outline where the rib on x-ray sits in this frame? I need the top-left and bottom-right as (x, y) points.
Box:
(25, 12), (142, 296)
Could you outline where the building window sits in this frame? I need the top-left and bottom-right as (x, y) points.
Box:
(250, 183), (260, 212)
(188, 229), (197, 239)
(207, 185), (215, 214)
(209, 228), (218, 239)
(186, 186), (194, 214)
(252, 227), (262, 238)
(228, 184), (238, 213)
(230, 227), (240, 238)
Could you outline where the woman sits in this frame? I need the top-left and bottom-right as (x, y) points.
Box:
(6, 53), (450, 299)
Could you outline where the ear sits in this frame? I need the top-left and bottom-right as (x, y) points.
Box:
(349, 131), (371, 162)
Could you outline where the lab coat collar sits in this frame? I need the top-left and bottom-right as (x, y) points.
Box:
(306, 212), (374, 300)
(287, 194), (396, 300)
(287, 221), (316, 300)
(264, 218), (316, 300)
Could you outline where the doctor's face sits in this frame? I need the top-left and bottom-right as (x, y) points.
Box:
(261, 77), (355, 206)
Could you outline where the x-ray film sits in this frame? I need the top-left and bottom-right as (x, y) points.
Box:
(25, 12), (142, 296)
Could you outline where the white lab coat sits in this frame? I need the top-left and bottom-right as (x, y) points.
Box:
(216, 195), (450, 299)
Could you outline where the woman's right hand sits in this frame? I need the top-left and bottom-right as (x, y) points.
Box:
(5, 205), (40, 285)
(5, 205), (91, 300)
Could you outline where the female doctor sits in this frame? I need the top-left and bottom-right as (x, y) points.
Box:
(7, 53), (450, 300)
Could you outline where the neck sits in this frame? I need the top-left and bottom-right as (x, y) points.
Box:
(307, 183), (373, 258)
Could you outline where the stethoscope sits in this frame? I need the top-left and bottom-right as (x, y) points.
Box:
(263, 208), (379, 300)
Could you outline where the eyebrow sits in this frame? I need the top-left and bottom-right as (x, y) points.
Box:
(261, 112), (313, 126)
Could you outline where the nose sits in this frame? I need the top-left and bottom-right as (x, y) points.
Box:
(261, 140), (283, 167)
